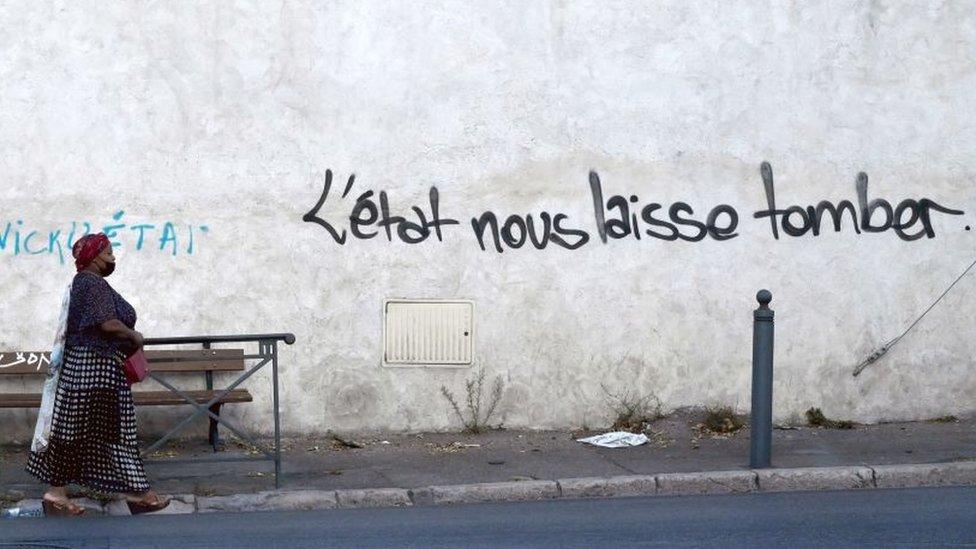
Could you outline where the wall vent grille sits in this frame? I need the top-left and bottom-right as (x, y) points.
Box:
(383, 300), (474, 367)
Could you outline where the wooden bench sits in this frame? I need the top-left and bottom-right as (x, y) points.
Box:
(0, 348), (250, 452)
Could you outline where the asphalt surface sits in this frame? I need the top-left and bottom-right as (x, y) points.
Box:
(2, 486), (974, 548)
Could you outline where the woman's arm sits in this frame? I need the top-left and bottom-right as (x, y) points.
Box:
(100, 319), (144, 352)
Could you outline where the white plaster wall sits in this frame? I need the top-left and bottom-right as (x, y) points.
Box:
(1, 1), (974, 438)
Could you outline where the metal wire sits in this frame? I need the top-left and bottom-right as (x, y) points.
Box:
(853, 254), (976, 376)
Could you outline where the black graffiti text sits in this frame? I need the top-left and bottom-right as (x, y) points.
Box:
(470, 211), (590, 253)
(753, 162), (965, 241)
(588, 171), (740, 243)
(303, 170), (460, 245)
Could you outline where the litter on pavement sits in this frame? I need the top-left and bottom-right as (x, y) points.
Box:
(576, 431), (649, 448)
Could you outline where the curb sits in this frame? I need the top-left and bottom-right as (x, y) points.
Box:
(412, 480), (559, 506)
(10, 461), (976, 516)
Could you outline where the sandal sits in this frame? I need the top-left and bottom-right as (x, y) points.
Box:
(42, 495), (86, 517)
(125, 492), (170, 515)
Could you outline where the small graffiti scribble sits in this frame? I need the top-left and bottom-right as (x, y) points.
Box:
(0, 352), (50, 371)
(0, 210), (211, 265)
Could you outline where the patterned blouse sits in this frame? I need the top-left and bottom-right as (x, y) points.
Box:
(65, 271), (137, 358)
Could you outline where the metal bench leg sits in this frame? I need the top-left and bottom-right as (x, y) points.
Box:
(208, 403), (223, 452)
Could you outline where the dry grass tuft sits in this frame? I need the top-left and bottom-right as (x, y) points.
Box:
(805, 407), (854, 429)
(701, 406), (745, 434)
(440, 367), (505, 434)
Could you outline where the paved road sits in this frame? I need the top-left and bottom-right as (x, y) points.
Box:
(2, 487), (975, 548)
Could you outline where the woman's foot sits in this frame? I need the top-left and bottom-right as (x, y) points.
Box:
(41, 492), (86, 517)
(124, 490), (170, 515)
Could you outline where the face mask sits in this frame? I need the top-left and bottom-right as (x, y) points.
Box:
(102, 261), (116, 277)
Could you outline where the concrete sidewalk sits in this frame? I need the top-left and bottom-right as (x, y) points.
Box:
(3, 411), (975, 515)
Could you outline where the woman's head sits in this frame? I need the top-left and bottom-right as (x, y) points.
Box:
(72, 233), (115, 276)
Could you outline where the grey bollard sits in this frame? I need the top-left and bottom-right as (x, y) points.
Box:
(750, 289), (774, 468)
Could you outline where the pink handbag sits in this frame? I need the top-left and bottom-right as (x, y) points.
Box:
(123, 349), (149, 385)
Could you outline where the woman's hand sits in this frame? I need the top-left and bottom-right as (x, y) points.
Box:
(100, 320), (145, 352)
(129, 330), (145, 350)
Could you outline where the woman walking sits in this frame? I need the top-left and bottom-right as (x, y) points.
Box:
(26, 233), (169, 516)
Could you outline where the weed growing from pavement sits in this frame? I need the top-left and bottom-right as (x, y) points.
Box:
(701, 406), (745, 434)
(440, 366), (504, 434)
(74, 487), (114, 505)
(929, 415), (959, 423)
(805, 407), (855, 429)
(0, 492), (18, 510)
(601, 385), (666, 433)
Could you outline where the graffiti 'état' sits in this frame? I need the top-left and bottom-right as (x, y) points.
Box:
(0, 210), (210, 265)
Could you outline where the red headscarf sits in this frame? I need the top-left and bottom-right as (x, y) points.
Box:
(72, 233), (110, 272)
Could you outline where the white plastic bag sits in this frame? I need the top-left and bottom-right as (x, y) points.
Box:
(30, 370), (61, 453)
(30, 282), (72, 454)
(576, 431), (649, 448)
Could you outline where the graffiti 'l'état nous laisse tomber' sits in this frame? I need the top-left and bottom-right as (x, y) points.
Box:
(302, 163), (968, 252)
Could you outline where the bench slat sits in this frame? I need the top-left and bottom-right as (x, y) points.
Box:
(134, 389), (253, 406)
(148, 360), (246, 373)
(147, 349), (245, 372)
(0, 349), (245, 375)
(0, 389), (252, 408)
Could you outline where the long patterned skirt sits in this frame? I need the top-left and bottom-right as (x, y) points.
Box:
(26, 345), (150, 493)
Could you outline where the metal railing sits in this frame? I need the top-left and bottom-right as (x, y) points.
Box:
(141, 332), (295, 488)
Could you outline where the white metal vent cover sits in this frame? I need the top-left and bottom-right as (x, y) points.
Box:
(383, 299), (474, 367)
